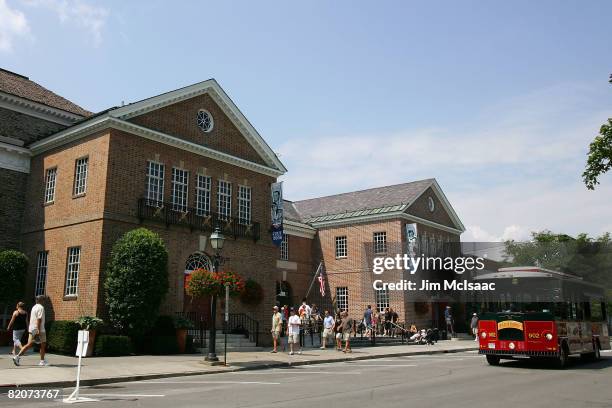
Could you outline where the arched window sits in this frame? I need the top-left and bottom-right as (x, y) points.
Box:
(185, 252), (213, 274)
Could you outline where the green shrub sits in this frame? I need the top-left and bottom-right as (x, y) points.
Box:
(153, 315), (176, 335)
(47, 321), (79, 354)
(104, 228), (169, 337)
(94, 335), (133, 356)
(0, 250), (28, 304)
(150, 335), (179, 355)
(75, 316), (104, 330)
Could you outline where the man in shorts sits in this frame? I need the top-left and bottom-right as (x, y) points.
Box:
(287, 308), (302, 355)
(13, 295), (48, 366)
(271, 306), (283, 353)
(340, 311), (355, 353)
(320, 310), (335, 349)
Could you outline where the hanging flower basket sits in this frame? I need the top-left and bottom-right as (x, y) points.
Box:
(185, 268), (245, 298)
(239, 279), (264, 305)
(414, 301), (430, 315)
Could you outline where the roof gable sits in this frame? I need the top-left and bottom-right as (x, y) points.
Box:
(109, 79), (286, 173)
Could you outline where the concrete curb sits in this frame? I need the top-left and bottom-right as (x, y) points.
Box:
(1, 346), (477, 390)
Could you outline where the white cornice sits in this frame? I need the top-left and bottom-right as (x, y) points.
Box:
(29, 115), (284, 178)
(0, 91), (84, 125)
(408, 179), (465, 232)
(0, 141), (31, 173)
(284, 219), (317, 239)
(109, 79), (287, 174)
(309, 210), (463, 235)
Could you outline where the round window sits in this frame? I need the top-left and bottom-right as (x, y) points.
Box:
(427, 196), (435, 212)
(197, 109), (214, 133)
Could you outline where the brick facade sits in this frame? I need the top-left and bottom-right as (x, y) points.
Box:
(0, 168), (28, 250)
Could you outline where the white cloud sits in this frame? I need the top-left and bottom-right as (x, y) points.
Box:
(279, 82), (612, 241)
(0, 0), (30, 52)
(22, 0), (108, 45)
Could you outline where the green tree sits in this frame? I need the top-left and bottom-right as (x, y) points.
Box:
(504, 231), (612, 289)
(0, 250), (28, 304)
(104, 228), (168, 336)
(582, 75), (612, 189)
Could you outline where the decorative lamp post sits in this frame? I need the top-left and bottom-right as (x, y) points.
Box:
(206, 227), (225, 362)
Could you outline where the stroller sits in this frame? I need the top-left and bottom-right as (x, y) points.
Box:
(424, 328), (439, 345)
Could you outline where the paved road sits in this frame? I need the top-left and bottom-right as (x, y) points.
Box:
(2, 350), (612, 408)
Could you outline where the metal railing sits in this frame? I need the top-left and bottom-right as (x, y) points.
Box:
(175, 311), (208, 349)
(138, 198), (261, 241)
(225, 313), (260, 346)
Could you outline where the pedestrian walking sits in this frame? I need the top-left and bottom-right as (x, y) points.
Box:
(445, 305), (455, 338)
(13, 295), (48, 366)
(470, 313), (479, 341)
(6, 302), (27, 356)
(340, 311), (356, 353)
(363, 305), (372, 338)
(271, 306), (283, 353)
(334, 311), (343, 351)
(390, 308), (399, 337)
(384, 307), (391, 336)
(287, 308), (302, 355)
(320, 310), (335, 349)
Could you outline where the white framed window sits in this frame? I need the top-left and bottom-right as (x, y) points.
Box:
(238, 185), (251, 224)
(280, 234), (289, 260)
(335, 236), (347, 258)
(35, 251), (48, 296)
(73, 157), (88, 196)
(217, 180), (232, 220)
(197, 109), (214, 133)
(375, 287), (390, 312)
(336, 287), (349, 312)
(171, 167), (189, 212)
(146, 161), (165, 206)
(373, 231), (387, 254)
(65, 247), (81, 297)
(195, 174), (211, 216)
(44, 168), (57, 204)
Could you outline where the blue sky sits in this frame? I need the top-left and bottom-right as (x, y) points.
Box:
(1, 0), (612, 241)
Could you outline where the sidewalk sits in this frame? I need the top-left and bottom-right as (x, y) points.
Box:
(0, 340), (478, 388)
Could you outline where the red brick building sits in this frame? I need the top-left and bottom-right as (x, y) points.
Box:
(1, 68), (464, 338)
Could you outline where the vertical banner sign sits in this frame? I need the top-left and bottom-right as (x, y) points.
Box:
(271, 181), (284, 247)
(406, 223), (418, 272)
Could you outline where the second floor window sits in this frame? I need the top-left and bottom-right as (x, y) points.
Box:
(280, 234), (289, 260)
(65, 247), (81, 297)
(146, 161), (165, 206)
(335, 236), (347, 258)
(195, 174), (211, 216)
(373, 231), (387, 254)
(73, 157), (88, 196)
(44, 168), (57, 203)
(217, 180), (232, 220)
(171, 167), (189, 212)
(35, 251), (48, 296)
(238, 185), (251, 224)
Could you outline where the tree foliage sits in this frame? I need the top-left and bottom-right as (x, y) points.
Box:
(0, 250), (28, 304)
(504, 231), (612, 289)
(104, 228), (168, 336)
(583, 118), (612, 189)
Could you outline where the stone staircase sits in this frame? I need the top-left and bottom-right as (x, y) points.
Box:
(195, 331), (264, 353)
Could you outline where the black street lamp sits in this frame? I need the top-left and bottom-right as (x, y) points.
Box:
(205, 227), (225, 362)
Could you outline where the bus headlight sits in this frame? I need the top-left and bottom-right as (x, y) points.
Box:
(481, 331), (487, 339)
(545, 333), (553, 341)
(509, 342), (515, 350)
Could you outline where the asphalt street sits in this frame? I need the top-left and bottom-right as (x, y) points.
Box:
(2, 350), (611, 408)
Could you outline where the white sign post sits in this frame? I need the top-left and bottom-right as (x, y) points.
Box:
(63, 330), (98, 404)
(224, 284), (229, 366)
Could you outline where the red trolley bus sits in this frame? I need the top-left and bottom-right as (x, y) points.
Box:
(476, 267), (610, 368)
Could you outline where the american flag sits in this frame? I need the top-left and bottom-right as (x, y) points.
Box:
(318, 268), (326, 297)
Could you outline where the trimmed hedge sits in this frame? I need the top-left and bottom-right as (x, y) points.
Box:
(47, 321), (79, 355)
(0, 250), (28, 304)
(94, 335), (133, 356)
(150, 335), (179, 355)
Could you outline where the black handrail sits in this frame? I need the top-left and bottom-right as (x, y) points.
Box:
(138, 198), (261, 241)
(175, 311), (208, 349)
(225, 313), (260, 346)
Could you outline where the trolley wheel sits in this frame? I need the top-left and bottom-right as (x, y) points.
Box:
(486, 355), (500, 366)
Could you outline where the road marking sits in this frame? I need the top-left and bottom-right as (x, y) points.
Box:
(143, 381), (280, 385)
(344, 364), (417, 367)
(233, 370), (362, 375)
(77, 394), (165, 397)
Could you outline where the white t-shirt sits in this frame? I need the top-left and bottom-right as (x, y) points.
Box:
(288, 315), (301, 335)
(29, 304), (46, 333)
